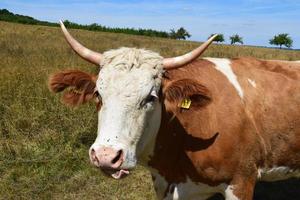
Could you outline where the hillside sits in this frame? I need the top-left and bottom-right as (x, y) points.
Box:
(0, 21), (300, 199)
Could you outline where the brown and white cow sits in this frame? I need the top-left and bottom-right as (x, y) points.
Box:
(49, 21), (300, 200)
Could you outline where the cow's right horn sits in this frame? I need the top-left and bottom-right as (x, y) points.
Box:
(163, 34), (218, 69)
(59, 20), (102, 66)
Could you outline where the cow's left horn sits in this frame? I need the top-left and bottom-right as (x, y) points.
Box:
(163, 34), (218, 69)
(59, 20), (102, 66)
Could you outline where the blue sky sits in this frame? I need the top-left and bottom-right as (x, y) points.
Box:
(1, 0), (300, 48)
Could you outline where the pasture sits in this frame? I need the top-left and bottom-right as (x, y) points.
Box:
(0, 21), (300, 199)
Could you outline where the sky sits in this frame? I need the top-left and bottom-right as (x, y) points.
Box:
(1, 0), (300, 49)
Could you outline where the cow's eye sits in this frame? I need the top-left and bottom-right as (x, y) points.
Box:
(94, 91), (102, 102)
(147, 90), (158, 103)
(145, 94), (156, 103)
(140, 90), (158, 108)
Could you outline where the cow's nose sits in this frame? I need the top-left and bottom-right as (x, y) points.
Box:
(90, 147), (124, 169)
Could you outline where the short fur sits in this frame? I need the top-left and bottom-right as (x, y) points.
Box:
(148, 58), (300, 199)
(101, 47), (163, 73)
(163, 78), (212, 112)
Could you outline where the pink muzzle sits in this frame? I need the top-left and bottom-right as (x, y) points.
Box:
(90, 146), (124, 169)
(89, 146), (129, 179)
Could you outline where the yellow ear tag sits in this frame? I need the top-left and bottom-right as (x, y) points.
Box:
(180, 98), (192, 109)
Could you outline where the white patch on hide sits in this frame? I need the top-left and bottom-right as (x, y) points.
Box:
(204, 58), (244, 99)
(163, 177), (227, 200)
(258, 166), (300, 181)
(225, 185), (239, 200)
(247, 78), (256, 88)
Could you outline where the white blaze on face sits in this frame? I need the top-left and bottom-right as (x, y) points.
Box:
(90, 48), (164, 169)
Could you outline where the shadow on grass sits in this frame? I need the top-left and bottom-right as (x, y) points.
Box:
(208, 178), (300, 200)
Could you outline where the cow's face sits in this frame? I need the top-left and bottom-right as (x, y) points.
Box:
(89, 48), (164, 178)
(51, 21), (216, 179)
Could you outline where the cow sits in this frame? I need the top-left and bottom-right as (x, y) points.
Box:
(49, 21), (300, 200)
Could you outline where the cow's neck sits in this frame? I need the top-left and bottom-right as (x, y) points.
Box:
(140, 103), (189, 183)
(145, 103), (220, 184)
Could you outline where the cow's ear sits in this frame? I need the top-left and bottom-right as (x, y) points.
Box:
(163, 79), (211, 112)
(48, 70), (97, 107)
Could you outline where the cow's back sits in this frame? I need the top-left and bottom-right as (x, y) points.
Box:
(231, 58), (300, 169)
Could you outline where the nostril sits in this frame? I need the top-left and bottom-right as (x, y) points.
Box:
(91, 148), (99, 162)
(91, 148), (96, 156)
(111, 150), (123, 164)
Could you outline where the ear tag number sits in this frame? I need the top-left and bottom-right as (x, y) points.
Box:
(180, 98), (192, 109)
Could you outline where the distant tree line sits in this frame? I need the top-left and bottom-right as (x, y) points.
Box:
(210, 33), (293, 49)
(0, 8), (57, 26)
(0, 9), (190, 40)
(0, 9), (295, 48)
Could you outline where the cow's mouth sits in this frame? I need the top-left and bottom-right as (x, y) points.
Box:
(103, 168), (130, 179)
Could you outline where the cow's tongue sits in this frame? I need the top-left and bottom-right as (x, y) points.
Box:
(111, 169), (130, 179)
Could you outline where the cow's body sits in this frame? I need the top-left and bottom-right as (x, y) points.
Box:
(50, 23), (300, 200)
(144, 57), (300, 199)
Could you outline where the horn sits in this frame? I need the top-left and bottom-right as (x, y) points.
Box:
(59, 20), (102, 65)
(163, 34), (218, 69)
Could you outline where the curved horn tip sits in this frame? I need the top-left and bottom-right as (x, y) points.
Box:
(163, 34), (217, 69)
(211, 34), (218, 40)
(59, 20), (66, 29)
(58, 19), (102, 66)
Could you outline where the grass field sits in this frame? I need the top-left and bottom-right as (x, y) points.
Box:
(1, 21), (300, 200)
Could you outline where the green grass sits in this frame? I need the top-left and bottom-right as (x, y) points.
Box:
(0, 21), (300, 200)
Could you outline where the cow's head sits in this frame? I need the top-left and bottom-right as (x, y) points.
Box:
(49, 21), (216, 179)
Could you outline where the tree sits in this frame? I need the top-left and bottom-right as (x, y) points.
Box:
(230, 34), (243, 45)
(176, 27), (191, 40)
(209, 34), (225, 43)
(169, 29), (177, 39)
(169, 27), (191, 40)
(269, 33), (293, 49)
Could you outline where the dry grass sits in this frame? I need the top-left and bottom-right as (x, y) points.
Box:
(0, 21), (300, 200)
